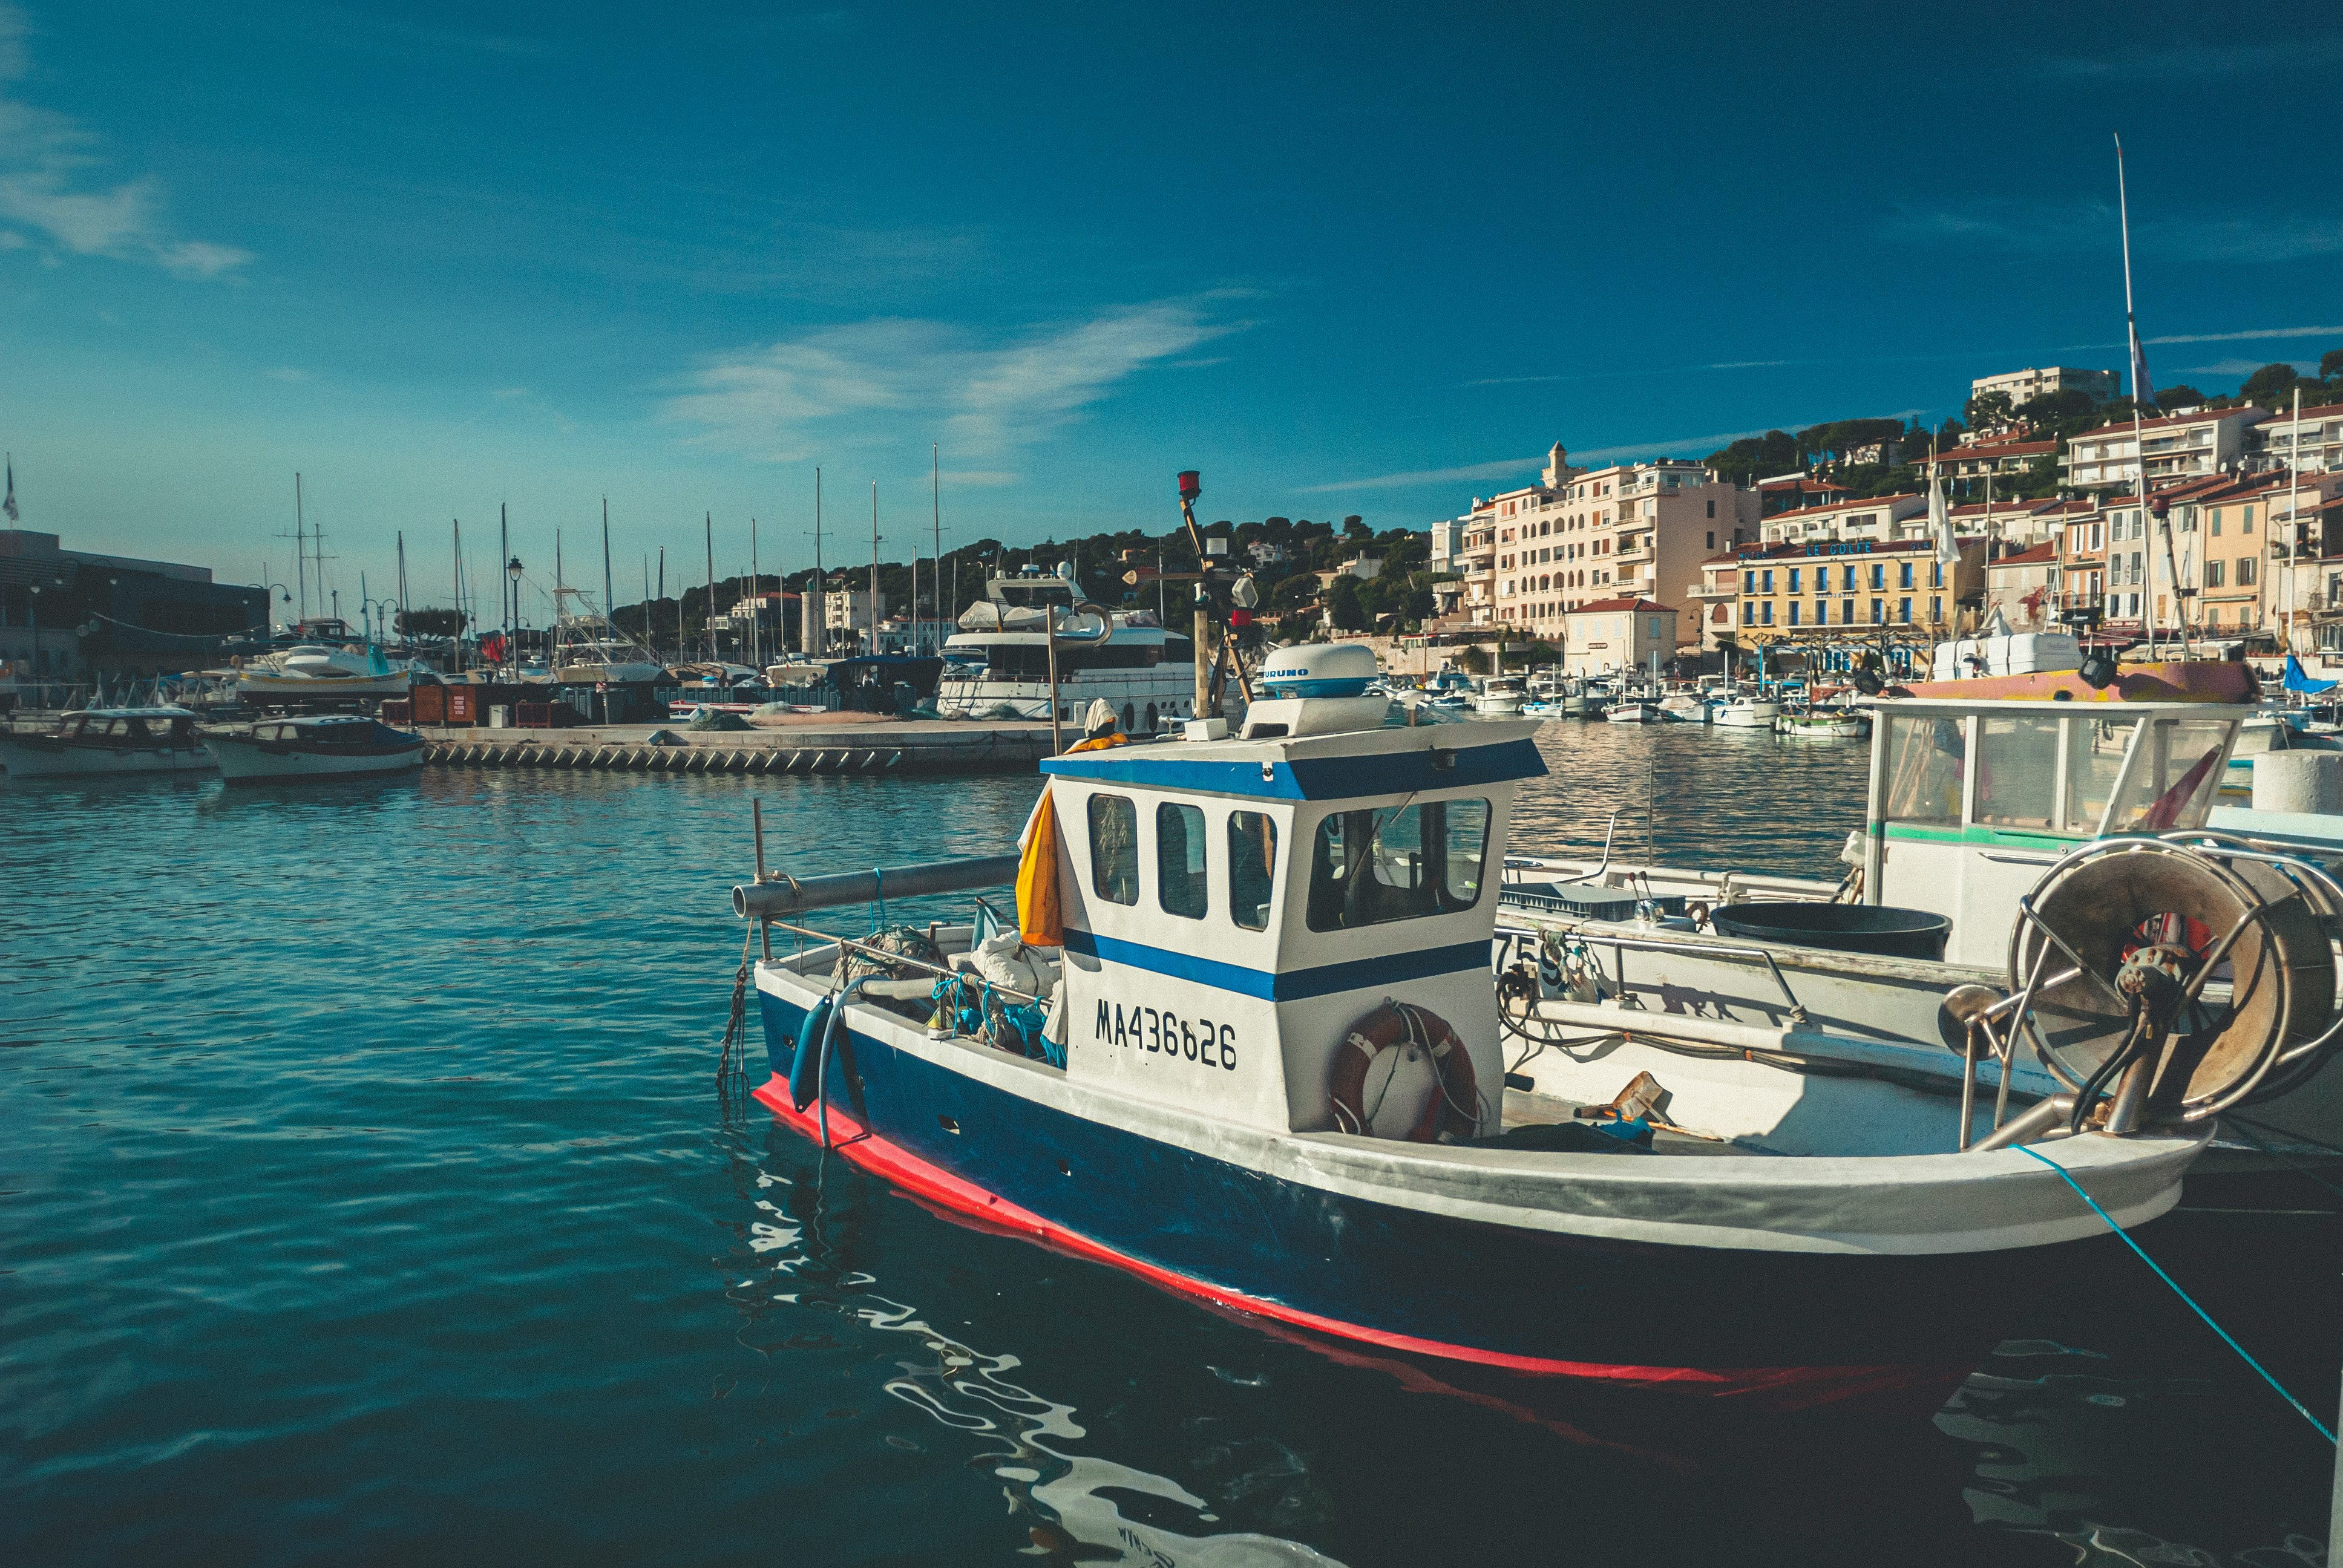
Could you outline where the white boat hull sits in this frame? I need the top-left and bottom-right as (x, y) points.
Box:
(205, 737), (425, 783)
(1605, 703), (1659, 724)
(1712, 702), (1780, 728)
(237, 671), (413, 701)
(936, 671), (1198, 727)
(0, 737), (215, 777)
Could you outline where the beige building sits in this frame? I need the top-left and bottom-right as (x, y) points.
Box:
(1970, 367), (2119, 413)
(1561, 596), (1679, 677)
(1490, 451), (1752, 644)
(1983, 543), (2062, 632)
(2060, 406), (2270, 492)
(2250, 402), (2343, 476)
(1756, 491), (1930, 547)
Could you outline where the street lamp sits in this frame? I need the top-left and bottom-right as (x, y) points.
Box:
(506, 557), (523, 673)
(362, 596), (397, 645)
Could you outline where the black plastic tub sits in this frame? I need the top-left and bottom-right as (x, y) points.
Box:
(1708, 901), (1951, 962)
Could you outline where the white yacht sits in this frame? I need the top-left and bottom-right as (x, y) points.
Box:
(236, 619), (420, 702)
(1711, 693), (1780, 729)
(1474, 676), (1527, 716)
(934, 565), (1198, 731)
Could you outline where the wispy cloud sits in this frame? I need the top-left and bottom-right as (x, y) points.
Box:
(664, 296), (1248, 463)
(2028, 36), (2343, 81)
(1462, 374), (1571, 388)
(0, 4), (252, 278)
(324, 11), (549, 59)
(1296, 425), (1833, 495)
(1883, 198), (2343, 266)
(2180, 357), (2318, 379)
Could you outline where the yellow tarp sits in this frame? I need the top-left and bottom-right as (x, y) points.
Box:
(1017, 786), (1063, 947)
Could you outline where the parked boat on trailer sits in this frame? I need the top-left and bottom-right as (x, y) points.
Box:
(0, 707), (214, 778)
(729, 642), (2217, 1416)
(204, 715), (425, 784)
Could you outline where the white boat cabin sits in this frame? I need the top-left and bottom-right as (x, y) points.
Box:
(1863, 697), (2247, 965)
(1038, 708), (1547, 1139)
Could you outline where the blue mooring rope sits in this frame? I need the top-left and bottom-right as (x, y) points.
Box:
(2016, 1143), (2336, 1445)
(870, 865), (886, 933)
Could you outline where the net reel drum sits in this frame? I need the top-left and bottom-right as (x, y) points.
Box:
(2004, 837), (2343, 1129)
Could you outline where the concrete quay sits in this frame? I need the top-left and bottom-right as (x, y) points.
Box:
(418, 716), (1057, 776)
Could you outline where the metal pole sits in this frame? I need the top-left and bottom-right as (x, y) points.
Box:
(1047, 599), (1063, 754)
(870, 480), (881, 658)
(452, 518), (464, 673)
(602, 497), (615, 648)
(750, 514), (761, 671)
(705, 512), (716, 664)
(812, 467), (824, 658)
(656, 547), (666, 662)
(932, 443), (942, 656)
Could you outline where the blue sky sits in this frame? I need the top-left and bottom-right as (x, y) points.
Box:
(2, 1), (2340, 618)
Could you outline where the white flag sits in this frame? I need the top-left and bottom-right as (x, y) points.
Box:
(1930, 471), (1959, 567)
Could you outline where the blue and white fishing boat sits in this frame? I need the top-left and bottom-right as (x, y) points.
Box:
(733, 644), (2209, 1414)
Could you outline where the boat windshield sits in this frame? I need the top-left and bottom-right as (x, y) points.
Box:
(1306, 799), (1489, 931)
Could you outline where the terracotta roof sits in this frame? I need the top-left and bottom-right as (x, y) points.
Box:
(1569, 596), (1677, 615)
(1988, 543), (2059, 567)
(1948, 438), (2057, 458)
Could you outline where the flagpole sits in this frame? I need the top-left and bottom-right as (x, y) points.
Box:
(2117, 133), (2179, 659)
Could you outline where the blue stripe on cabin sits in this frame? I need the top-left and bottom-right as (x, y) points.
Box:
(1063, 928), (1492, 1001)
(1040, 736), (1546, 800)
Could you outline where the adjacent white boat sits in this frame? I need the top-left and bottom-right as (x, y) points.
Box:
(936, 566), (1198, 730)
(1657, 693), (1708, 723)
(0, 707), (214, 777)
(1474, 676), (1528, 716)
(1496, 661), (2343, 1177)
(1604, 701), (1660, 724)
(205, 715), (426, 783)
(1711, 695), (1780, 729)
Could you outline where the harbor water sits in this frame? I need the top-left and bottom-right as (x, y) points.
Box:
(5, 719), (2336, 1566)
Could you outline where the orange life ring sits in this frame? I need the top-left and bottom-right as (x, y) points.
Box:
(1329, 1000), (1478, 1143)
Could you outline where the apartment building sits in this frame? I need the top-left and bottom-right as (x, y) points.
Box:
(1461, 443), (1755, 644)
(1970, 367), (2120, 407)
(1943, 435), (2058, 482)
(1724, 536), (1982, 645)
(2059, 406), (2270, 491)
(2056, 505), (2110, 626)
(2250, 402), (2343, 476)
(1756, 491), (1930, 546)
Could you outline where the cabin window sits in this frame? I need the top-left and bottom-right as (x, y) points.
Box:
(1305, 799), (1489, 932)
(1228, 811), (1277, 930)
(1087, 793), (1139, 906)
(1883, 717), (1965, 827)
(2101, 718), (2232, 834)
(1156, 803), (1208, 920)
(1973, 716), (2061, 829)
(2066, 717), (2140, 832)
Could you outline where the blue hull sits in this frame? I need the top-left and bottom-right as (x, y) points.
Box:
(756, 991), (2048, 1410)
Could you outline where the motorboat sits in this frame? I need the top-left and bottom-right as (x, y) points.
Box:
(936, 565), (1198, 732)
(1492, 658), (2343, 1187)
(1711, 694), (1780, 730)
(235, 619), (419, 702)
(204, 715), (425, 783)
(0, 707), (214, 778)
(1604, 700), (1660, 724)
(728, 642), (2209, 1416)
(1657, 692), (1708, 724)
(1474, 676), (1527, 716)
(1775, 708), (1868, 739)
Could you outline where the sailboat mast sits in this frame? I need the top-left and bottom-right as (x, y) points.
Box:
(499, 502), (510, 672)
(601, 497), (614, 634)
(705, 512), (716, 664)
(656, 547), (666, 662)
(750, 514), (761, 671)
(870, 481), (881, 659)
(932, 443), (942, 653)
(2116, 133), (2178, 658)
(451, 517), (464, 673)
(396, 530), (407, 638)
(295, 473), (307, 621)
(811, 468), (824, 659)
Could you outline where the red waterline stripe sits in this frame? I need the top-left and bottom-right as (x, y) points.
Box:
(751, 1075), (1961, 1406)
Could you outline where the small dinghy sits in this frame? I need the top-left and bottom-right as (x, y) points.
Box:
(204, 714), (425, 784)
(730, 644), (2207, 1414)
(0, 707), (212, 778)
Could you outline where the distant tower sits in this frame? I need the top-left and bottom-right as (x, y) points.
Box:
(1542, 442), (1582, 489)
